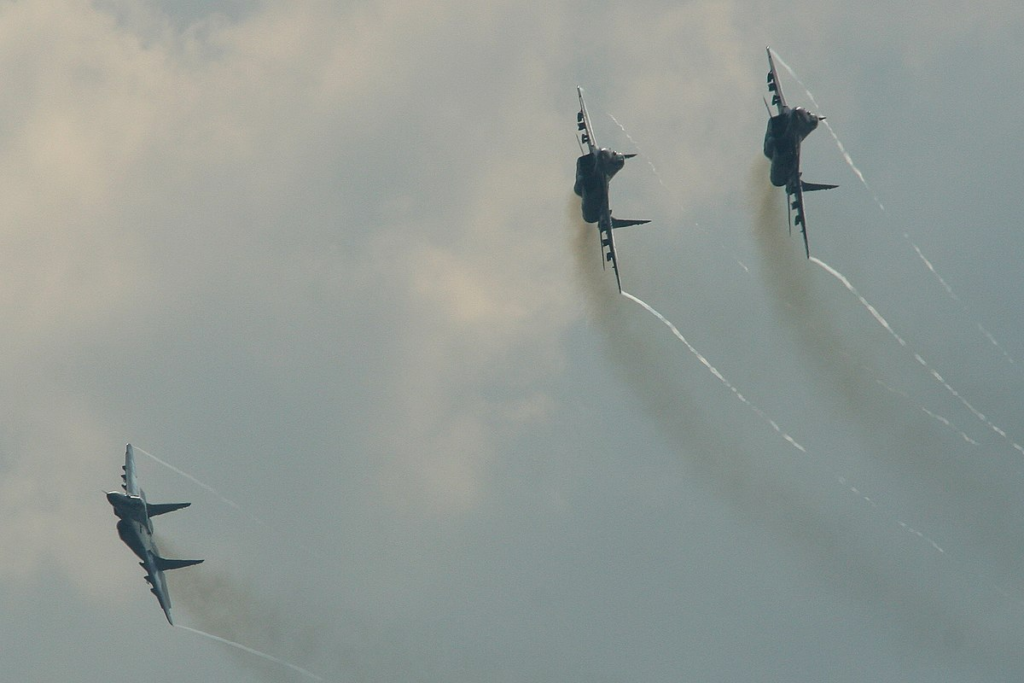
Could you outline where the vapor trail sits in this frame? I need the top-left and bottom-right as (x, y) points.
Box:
(769, 49), (884, 212)
(176, 624), (326, 681)
(810, 257), (1024, 456)
(820, 119), (884, 210)
(808, 258), (909, 348)
(620, 285), (953, 551)
(571, 198), (962, 619)
(833, 348), (980, 445)
(607, 113), (667, 191)
(134, 446), (326, 559)
(771, 47), (1022, 374)
(133, 446), (264, 523)
(893, 232), (1019, 371)
(620, 290), (806, 453)
(866, 369), (979, 445)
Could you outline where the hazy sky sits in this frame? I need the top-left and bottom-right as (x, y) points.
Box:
(3, 1), (1024, 681)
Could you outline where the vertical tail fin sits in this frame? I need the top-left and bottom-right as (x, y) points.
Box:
(122, 444), (140, 495)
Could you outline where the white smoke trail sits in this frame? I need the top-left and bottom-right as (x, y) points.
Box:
(820, 119), (885, 211)
(607, 113), (668, 191)
(903, 237), (1021, 371)
(855, 358), (980, 445)
(807, 258), (908, 347)
(896, 232), (1021, 371)
(771, 48), (1022, 374)
(176, 624), (326, 681)
(863, 364), (980, 445)
(621, 290), (807, 452)
(919, 407), (979, 445)
(571, 196), (950, 574)
(134, 446), (327, 559)
(618, 290), (952, 554)
(768, 48), (884, 212)
(133, 446), (265, 524)
(810, 257), (1024, 456)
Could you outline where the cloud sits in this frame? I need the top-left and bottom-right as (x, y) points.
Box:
(3, 1), (1024, 680)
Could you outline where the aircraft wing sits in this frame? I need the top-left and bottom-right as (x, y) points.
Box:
(788, 182), (810, 258)
(597, 210), (622, 293)
(790, 177), (839, 258)
(576, 86), (597, 155)
(141, 552), (174, 625)
(766, 47), (787, 115)
(122, 444), (140, 496)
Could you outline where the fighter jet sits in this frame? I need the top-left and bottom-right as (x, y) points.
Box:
(574, 86), (650, 292)
(106, 444), (203, 625)
(762, 47), (837, 257)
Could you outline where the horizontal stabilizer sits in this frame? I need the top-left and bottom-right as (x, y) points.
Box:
(154, 556), (204, 571)
(801, 181), (838, 192)
(611, 218), (651, 229)
(146, 501), (191, 517)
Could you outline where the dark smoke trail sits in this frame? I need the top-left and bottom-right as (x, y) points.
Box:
(746, 164), (1024, 669)
(809, 255), (1024, 458)
(567, 196), (915, 555)
(570, 187), (1024, 673)
(166, 559), (335, 682)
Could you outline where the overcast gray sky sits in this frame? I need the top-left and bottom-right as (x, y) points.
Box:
(3, 0), (1024, 681)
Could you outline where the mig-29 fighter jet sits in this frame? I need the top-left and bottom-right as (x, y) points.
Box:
(574, 86), (650, 292)
(763, 47), (837, 257)
(106, 443), (203, 625)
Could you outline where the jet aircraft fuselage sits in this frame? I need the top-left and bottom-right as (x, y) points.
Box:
(763, 105), (822, 190)
(574, 86), (649, 292)
(574, 147), (627, 224)
(761, 47), (837, 257)
(107, 444), (202, 625)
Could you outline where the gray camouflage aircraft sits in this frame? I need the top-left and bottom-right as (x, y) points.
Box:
(763, 47), (837, 257)
(574, 86), (650, 292)
(106, 444), (203, 625)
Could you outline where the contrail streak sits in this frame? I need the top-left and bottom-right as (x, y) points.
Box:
(771, 47), (1022, 375)
(808, 258), (909, 348)
(810, 257), (1024, 456)
(621, 290), (806, 452)
(618, 290), (952, 554)
(832, 349), (981, 445)
(869, 372), (979, 445)
(571, 199), (947, 567)
(820, 119), (884, 211)
(607, 113), (668, 191)
(133, 446), (264, 523)
(134, 446), (326, 559)
(176, 624), (326, 681)
(769, 48), (884, 212)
